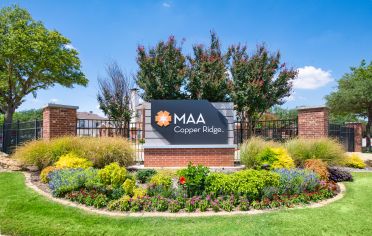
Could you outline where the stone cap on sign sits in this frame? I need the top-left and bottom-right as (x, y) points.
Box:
(43, 103), (79, 110)
(297, 105), (328, 111)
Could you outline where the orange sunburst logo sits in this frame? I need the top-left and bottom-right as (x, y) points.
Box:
(155, 110), (172, 127)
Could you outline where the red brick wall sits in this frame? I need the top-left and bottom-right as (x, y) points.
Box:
(346, 122), (362, 152)
(298, 107), (329, 139)
(144, 148), (235, 167)
(43, 104), (78, 140)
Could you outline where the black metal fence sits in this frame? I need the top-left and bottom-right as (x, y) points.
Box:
(234, 119), (298, 144)
(0, 120), (43, 153)
(328, 123), (355, 152)
(76, 119), (144, 163)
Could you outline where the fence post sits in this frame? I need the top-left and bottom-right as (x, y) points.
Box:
(16, 120), (20, 147)
(42, 104), (79, 140)
(346, 122), (363, 152)
(34, 119), (38, 139)
(297, 106), (329, 139)
(1, 121), (5, 152)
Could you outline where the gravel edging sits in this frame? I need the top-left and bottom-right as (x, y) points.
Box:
(22, 171), (346, 218)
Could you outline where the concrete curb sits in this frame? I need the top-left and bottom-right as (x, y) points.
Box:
(22, 172), (346, 218)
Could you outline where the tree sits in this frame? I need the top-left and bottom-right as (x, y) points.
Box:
(97, 62), (133, 136)
(136, 36), (187, 100)
(186, 31), (231, 101)
(269, 106), (298, 120)
(230, 44), (297, 137)
(0, 109), (42, 122)
(0, 5), (87, 124)
(326, 60), (372, 150)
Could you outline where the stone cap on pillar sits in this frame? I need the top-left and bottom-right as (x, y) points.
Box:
(297, 105), (329, 111)
(43, 103), (79, 110)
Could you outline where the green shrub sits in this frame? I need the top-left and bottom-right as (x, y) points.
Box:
(149, 171), (174, 189)
(55, 153), (93, 169)
(122, 178), (135, 196)
(98, 162), (127, 188)
(93, 194), (108, 208)
(205, 169), (280, 199)
(177, 163), (210, 196)
(12, 136), (134, 170)
(135, 169), (157, 183)
(285, 138), (345, 166)
(83, 168), (105, 190)
(240, 137), (281, 168)
(107, 195), (131, 211)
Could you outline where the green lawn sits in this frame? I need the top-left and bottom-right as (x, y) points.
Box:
(0, 172), (372, 236)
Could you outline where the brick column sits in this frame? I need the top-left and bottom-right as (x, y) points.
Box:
(346, 122), (363, 152)
(297, 106), (329, 139)
(42, 104), (79, 140)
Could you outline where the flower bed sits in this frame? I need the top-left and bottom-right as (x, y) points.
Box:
(39, 161), (344, 214)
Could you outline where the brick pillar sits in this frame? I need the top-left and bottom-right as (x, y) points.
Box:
(346, 122), (363, 152)
(42, 104), (79, 140)
(297, 106), (329, 139)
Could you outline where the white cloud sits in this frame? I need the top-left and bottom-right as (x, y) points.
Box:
(50, 98), (59, 104)
(283, 92), (305, 102)
(162, 2), (171, 8)
(284, 94), (296, 102)
(64, 44), (76, 50)
(294, 66), (333, 89)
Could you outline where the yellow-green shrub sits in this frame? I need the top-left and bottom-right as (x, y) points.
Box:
(270, 147), (295, 169)
(342, 154), (366, 169)
(240, 137), (281, 168)
(55, 153), (93, 169)
(257, 147), (295, 169)
(122, 178), (135, 196)
(133, 187), (146, 199)
(40, 166), (60, 183)
(285, 138), (345, 166)
(12, 136), (135, 170)
(98, 162), (127, 188)
(304, 159), (329, 180)
(149, 171), (174, 189)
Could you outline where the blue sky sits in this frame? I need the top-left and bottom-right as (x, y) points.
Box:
(1, 0), (372, 115)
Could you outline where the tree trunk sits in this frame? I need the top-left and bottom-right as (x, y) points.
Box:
(366, 108), (372, 151)
(3, 106), (15, 153)
(241, 111), (253, 141)
(4, 107), (14, 124)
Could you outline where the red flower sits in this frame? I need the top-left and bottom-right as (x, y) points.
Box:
(179, 176), (186, 185)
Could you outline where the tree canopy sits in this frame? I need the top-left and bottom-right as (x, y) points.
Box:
(326, 60), (372, 149)
(186, 31), (231, 101)
(0, 5), (87, 123)
(136, 36), (187, 100)
(230, 44), (297, 134)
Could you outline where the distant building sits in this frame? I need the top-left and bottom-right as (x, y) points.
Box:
(77, 111), (108, 137)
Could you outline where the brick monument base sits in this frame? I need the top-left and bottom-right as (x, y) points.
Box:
(144, 146), (235, 167)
